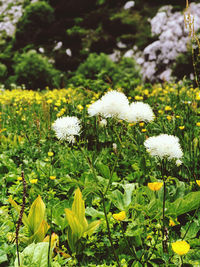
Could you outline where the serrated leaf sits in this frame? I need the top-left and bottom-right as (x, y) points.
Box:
(96, 163), (111, 179)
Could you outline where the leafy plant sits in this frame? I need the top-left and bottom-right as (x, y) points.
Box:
(65, 188), (101, 253)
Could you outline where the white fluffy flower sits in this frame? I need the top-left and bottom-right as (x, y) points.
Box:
(52, 116), (81, 142)
(88, 91), (129, 119)
(144, 134), (183, 160)
(125, 102), (155, 123)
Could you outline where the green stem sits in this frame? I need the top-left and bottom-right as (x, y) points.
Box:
(102, 195), (120, 267)
(162, 179), (167, 253)
(182, 207), (199, 240)
(120, 222), (140, 263)
(48, 207), (53, 267)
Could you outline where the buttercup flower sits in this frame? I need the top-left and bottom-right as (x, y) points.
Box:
(196, 180), (200, 186)
(113, 211), (126, 221)
(48, 152), (54, 157)
(171, 240), (190, 256)
(144, 134), (183, 160)
(148, 182), (163, 191)
(30, 179), (38, 184)
(52, 116), (81, 142)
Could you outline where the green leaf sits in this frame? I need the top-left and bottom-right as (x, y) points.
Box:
(65, 209), (83, 239)
(0, 249), (7, 264)
(72, 188), (88, 230)
(85, 220), (101, 236)
(8, 197), (29, 227)
(14, 242), (56, 267)
(96, 163), (111, 179)
(27, 195), (45, 234)
(166, 191), (200, 217)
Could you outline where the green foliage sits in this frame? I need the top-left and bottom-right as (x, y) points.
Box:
(14, 1), (54, 48)
(70, 53), (141, 92)
(0, 63), (7, 82)
(12, 50), (61, 90)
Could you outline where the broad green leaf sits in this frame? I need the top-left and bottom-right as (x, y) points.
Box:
(14, 242), (57, 267)
(166, 191), (200, 217)
(96, 163), (111, 179)
(28, 220), (49, 244)
(85, 220), (101, 236)
(67, 227), (79, 253)
(0, 249), (7, 264)
(72, 188), (88, 230)
(27, 195), (45, 234)
(65, 209), (83, 239)
(122, 183), (136, 208)
(109, 189), (125, 210)
(8, 197), (29, 227)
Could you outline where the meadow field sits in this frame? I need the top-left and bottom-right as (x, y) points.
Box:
(0, 82), (200, 266)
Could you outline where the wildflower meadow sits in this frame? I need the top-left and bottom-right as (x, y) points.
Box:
(1, 81), (200, 267)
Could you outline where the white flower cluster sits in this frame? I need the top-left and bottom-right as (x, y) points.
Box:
(52, 116), (81, 143)
(0, 0), (24, 36)
(88, 90), (154, 123)
(135, 2), (200, 82)
(144, 134), (183, 161)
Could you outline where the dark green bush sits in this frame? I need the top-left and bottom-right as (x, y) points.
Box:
(172, 44), (200, 84)
(0, 63), (7, 83)
(70, 53), (141, 92)
(14, 1), (54, 48)
(12, 50), (61, 90)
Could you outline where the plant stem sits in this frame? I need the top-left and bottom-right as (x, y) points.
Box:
(16, 171), (26, 267)
(48, 207), (53, 267)
(162, 180), (168, 253)
(102, 195), (120, 267)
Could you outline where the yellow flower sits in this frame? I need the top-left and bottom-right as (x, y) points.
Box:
(77, 104), (84, 111)
(48, 152), (54, 157)
(169, 219), (176, 227)
(176, 115), (180, 118)
(171, 240), (190, 256)
(146, 235), (152, 240)
(30, 179), (38, 184)
(196, 122), (200, 126)
(158, 110), (164, 115)
(50, 176), (56, 180)
(113, 211), (126, 221)
(141, 128), (147, 132)
(139, 122), (144, 127)
(47, 99), (53, 104)
(148, 182), (163, 191)
(167, 115), (172, 121)
(196, 180), (200, 186)
(128, 123), (136, 127)
(135, 95), (143, 101)
(17, 176), (22, 181)
(165, 106), (172, 111)
(179, 126), (185, 130)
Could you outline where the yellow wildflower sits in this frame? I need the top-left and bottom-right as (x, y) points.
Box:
(50, 176), (56, 180)
(135, 95), (143, 101)
(196, 122), (200, 126)
(77, 104), (84, 111)
(48, 152), (54, 157)
(17, 177), (22, 181)
(167, 115), (172, 121)
(165, 106), (172, 111)
(176, 115), (180, 118)
(148, 182), (163, 191)
(128, 123), (136, 127)
(179, 126), (185, 130)
(30, 179), (38, 184)
(141, 128), (147, 132)
(139, 122), (144, 127)
(171, 240), (190, 256)
(169, 219), (176, 227)
(146, 235), (152, 240)
(113, 211), (126, 221)
(196, 180), (200, 186)
(47, 99), (53, 104)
